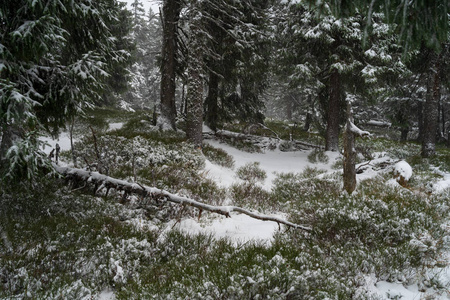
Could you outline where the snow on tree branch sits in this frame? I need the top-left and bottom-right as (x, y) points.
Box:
(348, 120), (371, 137)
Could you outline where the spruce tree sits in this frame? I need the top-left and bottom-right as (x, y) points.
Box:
(0, 0), (132, 182)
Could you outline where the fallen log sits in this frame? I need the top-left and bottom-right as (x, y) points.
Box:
(54, 165), (312, 232)
(204, 129), (323, 151)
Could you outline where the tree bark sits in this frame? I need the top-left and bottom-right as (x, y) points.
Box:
(400, 128), (409, 142)
(204, 70), (219, 131)
(422, 52), (441, 158)
(325, 69), (341, 151)
(343, 105), (356, 194)
(186, 1), (204, 148)
(158, 0), (181, 131)
(303, 95), (313, 132)
(286, 95), (293, 121)
(417, 101), (424, 142)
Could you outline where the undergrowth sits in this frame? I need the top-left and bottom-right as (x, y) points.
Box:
(1, 108), (450, 299)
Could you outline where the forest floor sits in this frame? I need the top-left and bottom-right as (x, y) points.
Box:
(1, 108), (450, 299)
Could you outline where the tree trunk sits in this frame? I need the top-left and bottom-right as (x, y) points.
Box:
(204, 70), (219, 131)
(186, 2), (204, 148)
(400, 127), (409, 142)
(422, 52), (441, 158)
(325, 69), (341, 151)
(343, 105), (356, 194)
(286, 95), (293, 121)
(417, 101), (424, 142)
(158, 0), (181, 131)
(303, 95), (313, 131)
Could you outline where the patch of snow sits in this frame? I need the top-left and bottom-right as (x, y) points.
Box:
(40, 132), (73, 155)
(366, 120), (392, 127)
(112, 260), (125, 283)
(98, 288), (115, 300)
(202, 123), (213, 133)
(431, 167), (450, 193)
(165, 213), (280, 246)
(204, 140), (337, 190)
(108, 122), (123, 131)
(203, 159), (237, 189)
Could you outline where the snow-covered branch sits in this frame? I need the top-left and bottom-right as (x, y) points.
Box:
(348, 121), (371, 137)
(54, 165), (312, 232)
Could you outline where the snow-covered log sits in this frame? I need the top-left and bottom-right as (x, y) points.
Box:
(204, 129), (323, 151)
(54, 165), (312, 232)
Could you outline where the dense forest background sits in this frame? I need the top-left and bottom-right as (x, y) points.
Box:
(1, 0), (449, 182)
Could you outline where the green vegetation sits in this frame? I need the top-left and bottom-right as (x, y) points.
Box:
(1, 108), (449, 299)
(202, 143), (235, 169)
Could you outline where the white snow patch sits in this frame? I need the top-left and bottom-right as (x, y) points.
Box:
(431, 167), (450, 193)
(98, 288), (115, 300)
(203, 159), (237, 189)
(165, 213), (280, 246)
(108, 122), (124, 131)
(202, 123), (213, 133)
(40, 132), (72, 155)
(204, 140), (337, 190)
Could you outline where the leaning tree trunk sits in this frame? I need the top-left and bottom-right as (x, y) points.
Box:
(325, 69), (341, 152)
(158, 0), (181, 131)
(185, 2), (204, 148)
(422, 52), (441, 158)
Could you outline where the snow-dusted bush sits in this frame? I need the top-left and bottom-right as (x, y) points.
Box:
(307, 149), (329, 164)
(236, 162), (267, 182)
(274, 173), (450, 287)
(230, 182), (272, 211)
(202, 143), (235, 168)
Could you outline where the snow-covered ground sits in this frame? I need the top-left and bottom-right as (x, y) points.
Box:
(41, 126), (450, 300)
(193, 139), (450, 300)
(203, 139), (339, 190)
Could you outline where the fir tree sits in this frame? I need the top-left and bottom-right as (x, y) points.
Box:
(0, 0), (132, 182)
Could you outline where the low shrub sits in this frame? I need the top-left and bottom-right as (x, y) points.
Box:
(202, 144), (235, 168)
(307, 149), (329, 164)
(236, 162), (267, 183)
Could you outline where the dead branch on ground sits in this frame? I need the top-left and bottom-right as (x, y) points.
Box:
(54, 165), (312, 232)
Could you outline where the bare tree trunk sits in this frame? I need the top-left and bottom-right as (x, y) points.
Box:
(303, 95), (313, 132)
(422, 52), (441, 158)
(417, 101), (424, 142)
(325, 69), (341, 151)
(204, 70), (219, 131)
(343, 104), (356, 194)
(400, 128), (409, 142)
(186, 1), (204, 148)
(69, 117), (77, 167)
(158, 0), (181, 131)
(286, 95), (293, 121)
